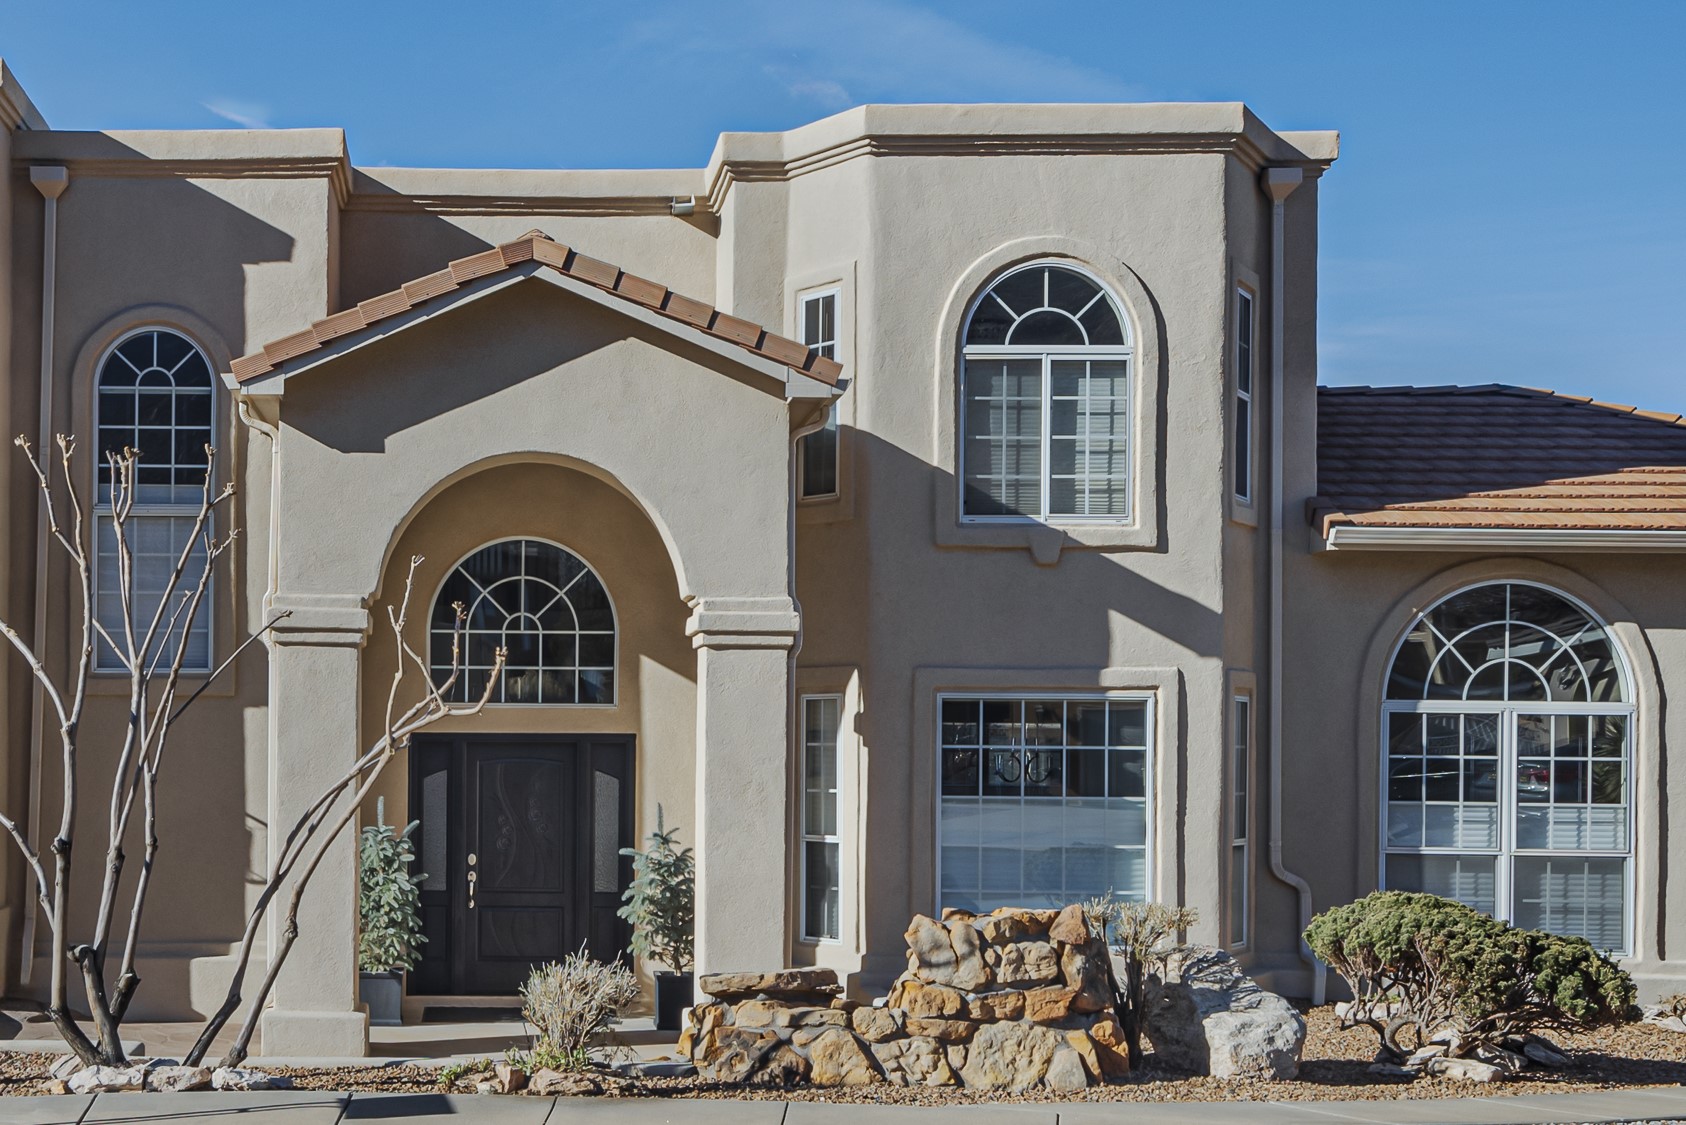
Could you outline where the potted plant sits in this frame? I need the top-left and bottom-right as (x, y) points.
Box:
(617, 805), (695, 1030)
(358, 798), (427, 1027)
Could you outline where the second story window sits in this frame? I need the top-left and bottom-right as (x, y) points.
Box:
(95, 328), (215, 672)
(961, 262), (1131, 522)
(1234, 288), (1256, 504)
(797, 289), (840, 500)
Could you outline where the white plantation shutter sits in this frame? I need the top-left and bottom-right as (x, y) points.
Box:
(95, 515), (211, 672)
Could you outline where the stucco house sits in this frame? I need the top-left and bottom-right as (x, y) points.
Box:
(3, 59), (1684, 1057)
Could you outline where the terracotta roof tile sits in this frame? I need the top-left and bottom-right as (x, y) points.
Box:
(232, 231), (844, 388)
(1314, 385), (1686, 537)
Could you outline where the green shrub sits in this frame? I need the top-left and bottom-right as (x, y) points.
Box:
(1305, 891), (1635, 1059)
(520, 950), (641, 1071)
(617, 806), (695, 973)
(357, 799), (427, 974)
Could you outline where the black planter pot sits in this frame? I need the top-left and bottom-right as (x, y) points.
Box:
(654, 971), (694, 1032)
(359, 970), (404, 1027)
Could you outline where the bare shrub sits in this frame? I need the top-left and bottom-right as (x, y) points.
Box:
(520, 950), (642, 1070)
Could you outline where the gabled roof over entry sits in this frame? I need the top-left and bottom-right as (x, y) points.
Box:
(229, 231), (843, 387)
(1314, 384), (1686, 548)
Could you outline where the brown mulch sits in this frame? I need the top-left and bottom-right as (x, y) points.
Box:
(7, 1007), (1686, 1103)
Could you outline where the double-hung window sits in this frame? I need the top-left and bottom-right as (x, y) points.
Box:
(801, 695), (843, 940)
(1233, 288), (1256, 505)
(961, 263), (1132, 521)
(797, 289), (840, 500)
(94, 329), (215, 672)
(1382, 582), (1633, 953)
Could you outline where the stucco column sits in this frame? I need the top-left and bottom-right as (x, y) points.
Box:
(688, 597), (799, 975)
(259, 594), (370, 1057)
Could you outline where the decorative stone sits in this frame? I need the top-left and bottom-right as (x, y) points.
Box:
(851, 1005), (904, 1043)
(941, 907), (978, 923)
(791, 1006), (850, 1028)
(49, 1056), (78, 1081)
(1087, 1016), (1133, 1077)
(1044, 1044), (1089, 1092)
(946, 1043), (967, 1073)
(145, 1065), (213, 1092)
(37, 1079), (68, 1096)
(68, 1065), (145, 1094)
(968, 990), (1026, 1022)
(492, 1061), (527, 1094)
(947, 918), (993, 991)
(733, 999), (783, 1028)
(1049, 903), (1090, 945)
(211, 1066), (285, 1091)
(872, 1036), (956, 1087)
(900, 980), (966, 1019)
(1521, 1039), (1570, 1069)
(904, 1016), (976, 1041)
(753, 1043), (811, 1086)
(905, 915), (958, 984)
(959, 1021), (1061, 1091)
(981, 910), (1044, 944)
(1474, 1047), (1528, 1076)
(700, 968), (841, 999)
(996, 941), (1061, 986)
(1064, 1029), (1103, 1082)
(1061, 946), (1110, 1012)
(529, 1068), (602, 1096)
(1425, 1056), (1505, 1083)
(1021, 985), (1079, 1023)
(701, 1028), (778, 1083)
(1367, 1062), (1416, 1078)
(1144, 945), (1305, 1080)
(805, 1026), (879, 1086)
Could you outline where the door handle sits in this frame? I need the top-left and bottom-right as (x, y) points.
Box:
(467, 853), (478, 910)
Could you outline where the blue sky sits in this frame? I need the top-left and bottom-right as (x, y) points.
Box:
(4, 1), (1681, 408)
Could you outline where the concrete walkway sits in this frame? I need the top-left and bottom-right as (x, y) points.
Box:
(8, 1088), (1686, 1125)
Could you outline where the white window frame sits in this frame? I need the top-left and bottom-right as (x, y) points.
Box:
(797, 287), (841, 502)
(1378, 580), (1636, 954)
(934, 691), (1156, 914)
(1233, 287), (1256, 506)
(93, 327), (216, 675)
(800, 693), (844, 942)
(1229, 694), (1252, 949)
(959, 261), (1133, 525)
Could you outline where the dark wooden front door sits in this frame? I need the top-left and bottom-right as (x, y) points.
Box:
(408, 735), (634, 996)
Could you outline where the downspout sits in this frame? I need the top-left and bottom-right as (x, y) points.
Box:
(1261, 165), (1325, 1005)
(20, 166), (68, 986)
(235, 398), (281, 609)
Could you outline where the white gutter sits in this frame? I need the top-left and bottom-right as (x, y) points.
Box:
(1323, 525), (1686, 552)
(20, 167), (68, 986)
(1261, 165), (1324, 1005)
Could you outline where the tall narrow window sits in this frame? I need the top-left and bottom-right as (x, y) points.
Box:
(432, 539), (616, 705)
(801, 695), (843, 941)
(1383, 582), (1633, 952)
(1229, 695), (1252, 946)
(95, 328), (215, 672)
(961, 262), (1132, 521)
(1233, 289), (1255, 504)
(797, 289), (840, 500)
(939, 695), (1151, 912)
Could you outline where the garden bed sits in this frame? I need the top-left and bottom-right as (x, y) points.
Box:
(5, 1007), (1686, 1103)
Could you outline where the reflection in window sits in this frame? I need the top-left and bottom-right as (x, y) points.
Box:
(432, 540), (615, 705)
(1382, 582), (1631, 951)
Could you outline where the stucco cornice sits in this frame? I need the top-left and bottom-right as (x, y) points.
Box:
(0, 59), (47, 131)
(11, 129), (353, 204)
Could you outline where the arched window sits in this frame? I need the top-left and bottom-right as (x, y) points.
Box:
(960, 262), (1131, 521)
(432, 539), (616, 705)
(94, 328), (215, 671)
(1382, 582), (1632, 951)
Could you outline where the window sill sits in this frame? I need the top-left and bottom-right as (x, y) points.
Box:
(936, 518), (1157, 564)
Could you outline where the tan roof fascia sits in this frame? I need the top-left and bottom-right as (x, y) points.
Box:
(1320, 524), (1686, 553)
(0, 58), (47, 131)
(346, 166), (707, 217)
(701, 102), (1340, 212)
(11, 127), (353, 204)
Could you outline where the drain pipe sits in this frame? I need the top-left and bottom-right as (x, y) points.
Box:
(1261, 165), (1325, 1006)
(235, 398), (282, 610)
(19, 166), (68, 986)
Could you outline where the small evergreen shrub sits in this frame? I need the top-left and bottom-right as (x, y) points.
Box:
(1305, 890), (1635, 1059)
(520, 950), (641, 1071)
(617, 806), (695, 973)
(357, 799), (427, 974)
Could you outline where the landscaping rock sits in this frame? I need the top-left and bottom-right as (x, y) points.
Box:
(872, 1036), (955, 1087)
(1049, 903), (1090, 945)
(968, 990), (1025, 1022)
(529, 1068), (602, 1096)
(1145, 945), (1304, 1080)
(994, 940), (1060, 986)
(1367, 1061), (1417, 1078)
(492, 1061), (527, 1094)
(851, 1005), (903, 1042)
(212, 1066), (287, 1091)
(68, 1065), (145, 1093)
(1425, 1055), (1505, 1083)
(1043, 1043), (1089, 1092)
(946, 917), (993, 991)
(700, 968), (841, 1000)
(1064, 1028), (1102, 1081)
(959, 1020), (1060, 1091)
(805, 1026), (878, 1086)
(145, 1065), (212, 1092)
(1088, 1015), (1132, 1077)
(48, 1056), (78, 1081)
(905, 915), (958, 984)
(904, 1016), (976, 1041)
(1521, 1039), (1570, 1069)
(1021, 985), (1078, 1022)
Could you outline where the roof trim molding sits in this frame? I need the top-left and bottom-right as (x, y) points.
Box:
(1322, 525), (1686, 553)
(0, 59), (47, 132)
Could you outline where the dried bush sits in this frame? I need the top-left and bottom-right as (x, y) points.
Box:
(1084, 896), (1198, 1067)
(520, 950), (641, 1070)
(1306, 890), (1635, 1060)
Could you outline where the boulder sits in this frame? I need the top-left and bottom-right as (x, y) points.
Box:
(1087, 1016), (1132, 1077)
(145, 1065), (213, 1092)
(1143, 945), (1304, 1080)
(851, 1005), (903, 1043)
(960, 1020), (1060, 1091)
(699, 968), (840, 1000)
(904, 1016), (975, 1041)
(905, 916), (959, 984)
(211, 1066), (286, 1091)
(994, 941), (1060, 986)
(1021, 985), (1078, 1023)
(68, 1065), (145, 1094)
(1043, 1043), (1089, 1092)
(946, 918), (993, 991)
(1521, 1039), (1570, 1069)
(1061, 946), (1110, 1011)
(1049, 903), (1090, 945)
(872, 1036), (956, 1087)
(492, 1061), (528, 1094)
(968, 990), (1026, 1022)
(529, 1068), (603, 1096)
(897, 979), (966, 1019)
(981, 911), (1045, 944)
(805, 1027), (879, 1086)
(1064, 1029), (1103, 1082)
(1425, 1055), (1505, 1083)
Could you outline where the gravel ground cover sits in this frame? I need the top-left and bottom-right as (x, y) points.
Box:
(5, 1007), (1686, 1104)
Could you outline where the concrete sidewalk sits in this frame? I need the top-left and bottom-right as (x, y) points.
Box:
(7, 1088), (1686, 1125)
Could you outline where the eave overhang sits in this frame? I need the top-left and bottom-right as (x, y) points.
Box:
(1320, 525), (1686, 553)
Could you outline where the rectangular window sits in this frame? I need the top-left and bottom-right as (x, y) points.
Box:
(95, 513), (212, 672)
(1229, 696), (1251, 946)
(961, 357), (1130, 521)
(938, 695), (1151, 913)
(1233, 288), (1255, 504)
(801, 694), (842, 941)
(797, 290), (840, 500)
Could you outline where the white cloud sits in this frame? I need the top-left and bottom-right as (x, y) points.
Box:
(779, 74), (854, 111)
(202, 99), (271, 130)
